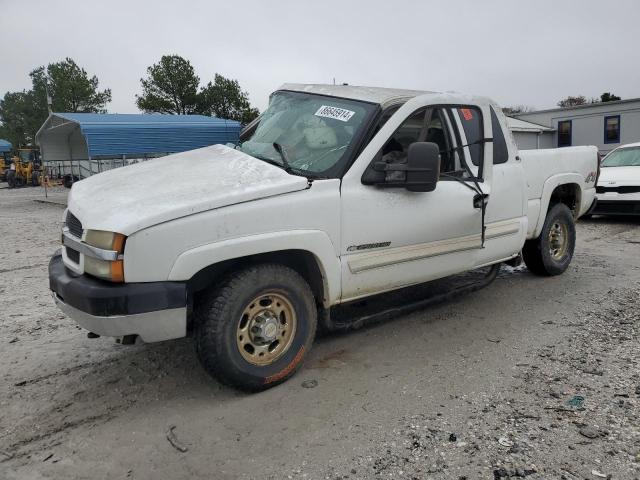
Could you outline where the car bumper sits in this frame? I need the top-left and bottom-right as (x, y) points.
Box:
(49, 252), (187, 342)
(592, 199), (640, 216)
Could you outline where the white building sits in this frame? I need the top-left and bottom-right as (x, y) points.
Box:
(505, 117), (555, 150)
(514, 98), (640, 154)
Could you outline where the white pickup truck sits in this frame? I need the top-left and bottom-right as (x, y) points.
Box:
(49, 84), (599, 390)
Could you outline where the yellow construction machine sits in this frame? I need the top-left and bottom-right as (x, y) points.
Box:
(6, 148), (41, 188)
(0, 151), (10, 182)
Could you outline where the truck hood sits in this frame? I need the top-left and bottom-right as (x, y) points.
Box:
(67, 145), (310, 235)
(598, 166), (640, 185)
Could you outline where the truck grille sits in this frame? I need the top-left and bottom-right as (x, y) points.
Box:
(66, 211), (83, 238)
(594, 201), (640, 215)
(596, 185), (640, 194)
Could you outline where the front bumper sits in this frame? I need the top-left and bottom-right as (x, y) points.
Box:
(49, 252), (187, 342)
(592, 199), (640, 216)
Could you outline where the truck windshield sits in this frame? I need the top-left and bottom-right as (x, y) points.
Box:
(238, 91), (377, 177)
(602, 147), (640, 167)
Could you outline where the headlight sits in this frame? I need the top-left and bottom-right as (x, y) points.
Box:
(84, 230), (126, 282)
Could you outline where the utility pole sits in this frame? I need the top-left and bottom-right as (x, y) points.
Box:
(44, 79), (52, 197)
(45, 80), (52, 114)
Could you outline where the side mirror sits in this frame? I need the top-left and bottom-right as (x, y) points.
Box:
(404, 142), (440, 192)
(362, 142), (440, 192)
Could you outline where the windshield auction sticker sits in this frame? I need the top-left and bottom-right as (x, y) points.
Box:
(315, 105), (355, 122)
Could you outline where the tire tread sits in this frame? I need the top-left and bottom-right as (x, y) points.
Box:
(195, 263), (316, 391)
(523, 203), (576, 277)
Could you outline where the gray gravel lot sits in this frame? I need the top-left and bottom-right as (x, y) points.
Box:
(1, 185), (639, 480)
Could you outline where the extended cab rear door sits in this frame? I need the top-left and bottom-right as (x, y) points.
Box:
(473, 106), (527, 268)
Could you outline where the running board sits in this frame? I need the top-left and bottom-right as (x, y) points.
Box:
(320, 264), (501, 332)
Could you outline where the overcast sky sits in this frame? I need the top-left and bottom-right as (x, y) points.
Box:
(1, 0), (639, 113)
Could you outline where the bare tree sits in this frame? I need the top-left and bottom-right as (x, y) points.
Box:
(557, 95), (587, 108)
(502, 105), (534, 116)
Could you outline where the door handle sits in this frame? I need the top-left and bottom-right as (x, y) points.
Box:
(473, 193), (489, 209)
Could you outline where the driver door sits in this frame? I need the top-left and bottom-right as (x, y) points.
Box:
(339, 100), (491, 302)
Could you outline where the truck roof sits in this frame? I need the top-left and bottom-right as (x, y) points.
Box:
(279, 83), (435, 109)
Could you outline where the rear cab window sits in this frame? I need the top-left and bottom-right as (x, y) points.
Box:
(490, 107), (509, 165)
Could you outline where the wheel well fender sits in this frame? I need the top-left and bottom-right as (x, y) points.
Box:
(533, 175), (582, 238)
(170, 230), (340, 307)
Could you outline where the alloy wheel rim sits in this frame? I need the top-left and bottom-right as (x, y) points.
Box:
(236, 292), (297, 366)
(548, 221), (569, 261)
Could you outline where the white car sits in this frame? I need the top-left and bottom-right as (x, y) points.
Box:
(593, 142), (640, 216)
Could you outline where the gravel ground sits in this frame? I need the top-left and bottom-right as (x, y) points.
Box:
(0, 185), (639, 480)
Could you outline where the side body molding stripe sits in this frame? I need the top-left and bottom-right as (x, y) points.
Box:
(347, 219), (521, 274)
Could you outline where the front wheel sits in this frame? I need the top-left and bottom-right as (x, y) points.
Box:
(195, 263), (317, 391)
(523, 203), (576, 276)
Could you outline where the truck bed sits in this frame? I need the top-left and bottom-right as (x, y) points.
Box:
(519, 146), (598, 238)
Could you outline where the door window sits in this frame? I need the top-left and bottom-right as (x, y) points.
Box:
(376, 107), (475, 179)
(452, 107), (484, 168)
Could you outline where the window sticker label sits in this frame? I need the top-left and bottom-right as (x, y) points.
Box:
(460, 108), (474, 121)
(315, 105), (355, 122)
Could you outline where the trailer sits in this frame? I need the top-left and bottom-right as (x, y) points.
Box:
(0, 139), (11, 182)
(35, 113), (242, 185)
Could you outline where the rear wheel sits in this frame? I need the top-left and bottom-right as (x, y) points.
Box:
(523, 203), (576, 276)
(31, 171), (40, 186)
(195, 263), (317, 391)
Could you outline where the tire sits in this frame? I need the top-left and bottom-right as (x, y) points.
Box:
(63, 174), (74, 189)
(7, 170), (16, 188)
(31, 172), (40, 186)
(523, 203), (576, 276)
(195, 263), (317, 391)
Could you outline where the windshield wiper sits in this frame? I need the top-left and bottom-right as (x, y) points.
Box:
(272, 142), (294, 172)
(251, 153), (316, 180)
(271, 142), (313, 178)
(245, 142), (316, 179)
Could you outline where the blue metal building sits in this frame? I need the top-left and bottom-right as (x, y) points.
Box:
(35, 113), (241, 179)
(0, 139), (11, 153)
